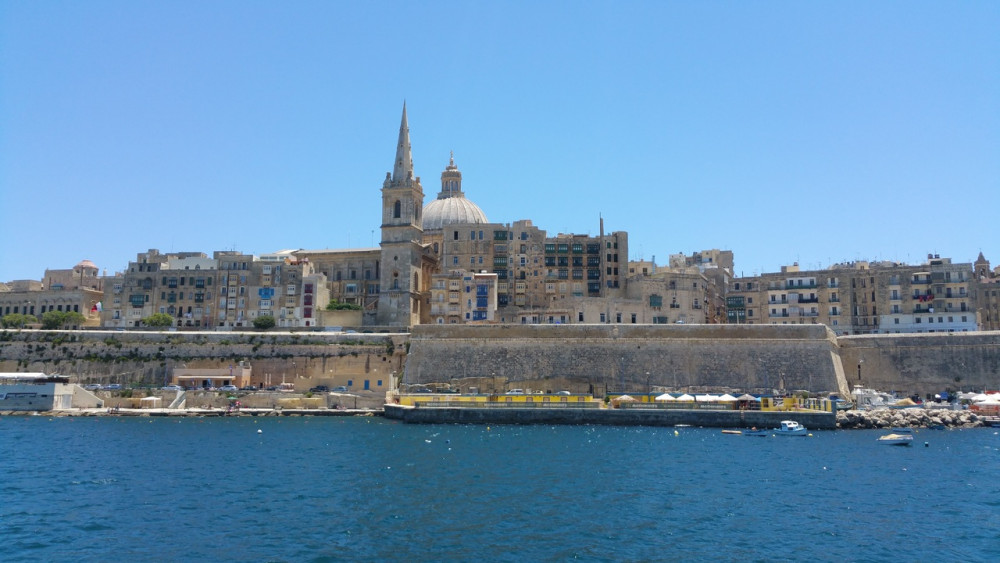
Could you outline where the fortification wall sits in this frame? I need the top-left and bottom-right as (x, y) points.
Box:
(0, 330), (406, 389)
(405, 324), (850, 396)
(5, 327), (999, 401)
(839, 332), (1000, 396)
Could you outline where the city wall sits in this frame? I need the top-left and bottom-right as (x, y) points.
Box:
(3, 327), (1000, 399)
(839, 332), (1000, 395)
(0, 330), (406, 390)
(404, 324), (852, 397)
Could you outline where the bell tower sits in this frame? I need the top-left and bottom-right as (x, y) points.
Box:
(376, 103), (425, 326)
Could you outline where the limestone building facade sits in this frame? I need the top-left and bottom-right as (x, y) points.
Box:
(727, 255), (977, 335)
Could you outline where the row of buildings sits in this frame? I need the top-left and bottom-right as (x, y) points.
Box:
(4, 106), (1000, 334)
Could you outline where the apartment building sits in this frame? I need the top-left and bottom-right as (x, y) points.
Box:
(104, 249), (326, 329)
(728, 255), (976, 334)
(428, 270), (499, 324)
(974, 252), (999, 331)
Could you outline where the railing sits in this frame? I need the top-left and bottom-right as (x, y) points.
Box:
(413, 401), (602, 409)
(618, 401), (733, 411)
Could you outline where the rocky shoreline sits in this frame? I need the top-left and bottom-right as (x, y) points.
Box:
(836, 407), (996, 429)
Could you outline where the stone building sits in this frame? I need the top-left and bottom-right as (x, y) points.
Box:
(974, 252), (1000, 331)
(0, 260), (104, 327)
(727, 255), (977, 335)
(429, 270), (499, 324)
(104, 249), (326, 329)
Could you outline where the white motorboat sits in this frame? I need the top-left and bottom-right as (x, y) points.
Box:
(877, 433), (914, 446)
(774, 420), (807, 436)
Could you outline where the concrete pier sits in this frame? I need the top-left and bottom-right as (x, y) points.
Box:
(384, 404), (837, 429)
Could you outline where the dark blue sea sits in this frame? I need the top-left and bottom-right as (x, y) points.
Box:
(1, 416), (998, 562)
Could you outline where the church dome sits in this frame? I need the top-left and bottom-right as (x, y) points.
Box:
(421, 153), (488, 231)
(423, 197), (489, 230)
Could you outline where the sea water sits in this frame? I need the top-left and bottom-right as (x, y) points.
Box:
(1, 416), (997, 562)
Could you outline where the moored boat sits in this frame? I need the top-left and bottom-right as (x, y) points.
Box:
(775, 420), (807, 436)
(877, 433), (914, 446)
(743, 428), (770, 437)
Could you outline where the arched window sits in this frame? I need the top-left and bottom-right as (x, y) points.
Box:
(393, 200), (401, 219)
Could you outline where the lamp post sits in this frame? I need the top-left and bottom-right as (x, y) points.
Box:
(857, 358), (864, 382)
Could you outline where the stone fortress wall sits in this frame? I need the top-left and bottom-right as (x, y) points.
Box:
(405, 324), (852, 396)
(2, 326), (999, 398)
(0, 330), (406, 390)
(404, 325), (1000, 398)
(839, 332), (1000, 395)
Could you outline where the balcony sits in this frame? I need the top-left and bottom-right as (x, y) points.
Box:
(797, 297), (819, 303)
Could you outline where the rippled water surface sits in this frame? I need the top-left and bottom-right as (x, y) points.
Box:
(1, 416), (998, 562)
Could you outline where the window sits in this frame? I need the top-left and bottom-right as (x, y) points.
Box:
(393, 200), (401, 218)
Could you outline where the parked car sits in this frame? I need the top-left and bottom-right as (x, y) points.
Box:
(161, 385), (183, 391)
(83, 383), (101, 391)
(240, 385), (257, 391)
(333, 386), (348, 392)
(505, 389), (524, 395)
(309, 385), (330, 393)
(104, 384), (122, 390)
(218, 385), (239, 392)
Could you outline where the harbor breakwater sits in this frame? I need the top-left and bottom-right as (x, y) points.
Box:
(836, 407), (994, 429)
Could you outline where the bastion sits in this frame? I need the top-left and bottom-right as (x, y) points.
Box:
(403, 324), (852, 396)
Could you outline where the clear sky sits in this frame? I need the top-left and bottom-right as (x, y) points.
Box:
(2, 1), (997, 282)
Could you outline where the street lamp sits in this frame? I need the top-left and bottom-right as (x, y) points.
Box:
(857, 358), (864, 382)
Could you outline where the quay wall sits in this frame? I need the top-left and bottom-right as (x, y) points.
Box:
(384, 404), (837, 429)
(404, 324), (851, 396)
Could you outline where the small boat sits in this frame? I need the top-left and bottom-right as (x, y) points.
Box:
(774, 420), (807, 436)
(890, 427), (913, 434)
(721, 430), (742, 435)
(743, 428), (769, 437)
(877, 433), (914, 446)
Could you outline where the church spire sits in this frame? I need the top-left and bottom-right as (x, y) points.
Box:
(392, 102), (413, 183)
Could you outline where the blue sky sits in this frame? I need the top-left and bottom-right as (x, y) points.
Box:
(2, 1), (998, 281)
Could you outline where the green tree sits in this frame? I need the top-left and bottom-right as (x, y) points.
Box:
(326, 299), (362, 311)
(40, 311), (86, 329)
(143, 312), (175, 328)
(1, 313), (36, 328)
(253, 315), (276, 330)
